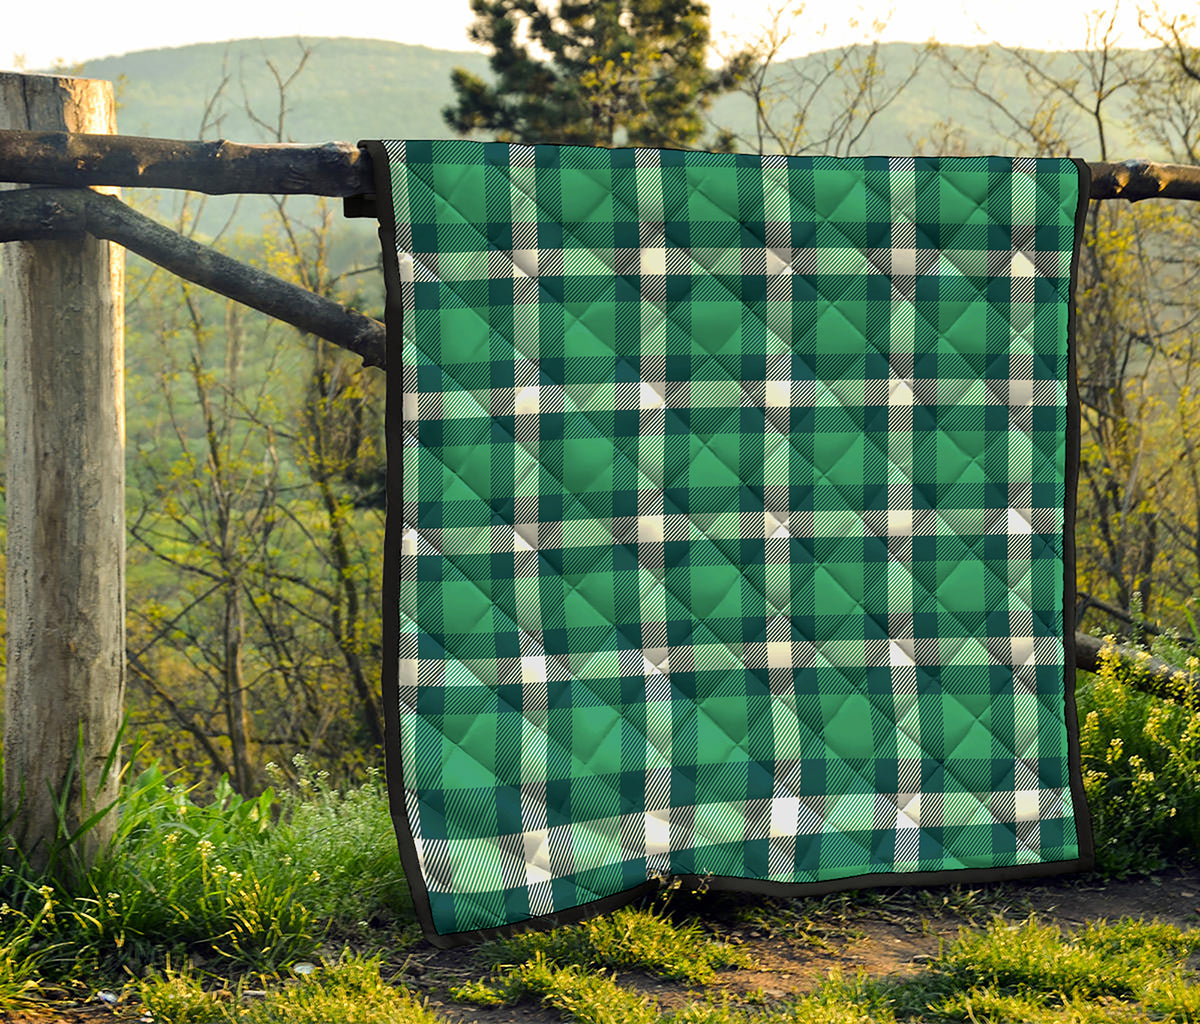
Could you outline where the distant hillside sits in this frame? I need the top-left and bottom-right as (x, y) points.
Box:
(77, 36), (1156, 159)
(81, 37), (491, 143)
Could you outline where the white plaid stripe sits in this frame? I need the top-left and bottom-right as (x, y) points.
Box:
(419, 374), (1061, 420)
(411, 786), (1075, 893)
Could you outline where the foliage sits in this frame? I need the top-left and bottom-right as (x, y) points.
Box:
(0, 759), (412, 978)
(444, 0), (747, 148)
(1071, 192), (1200, 637)
(1076, 638), (1200, 874)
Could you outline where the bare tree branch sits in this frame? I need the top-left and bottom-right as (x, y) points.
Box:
(1090, 158), (1200, 202)
(0, 187), (386, 369)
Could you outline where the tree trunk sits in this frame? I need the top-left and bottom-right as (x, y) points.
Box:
(223, 582), (255, 795)
(0, 72), (125, 871)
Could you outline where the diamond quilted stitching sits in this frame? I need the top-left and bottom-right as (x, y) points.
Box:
(379, 143), (1090, 941)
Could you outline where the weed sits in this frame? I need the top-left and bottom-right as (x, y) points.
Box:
(260, 757), (414, 936)
(0, 886), (60, 1012)
(61, 765), (321, 971)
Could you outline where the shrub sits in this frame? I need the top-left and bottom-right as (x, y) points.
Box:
(1076, 638), (1200, 873)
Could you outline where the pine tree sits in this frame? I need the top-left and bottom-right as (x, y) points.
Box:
(444, 0), (746, 148)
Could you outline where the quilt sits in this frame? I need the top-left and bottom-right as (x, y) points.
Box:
(356, 141), (1095, 947)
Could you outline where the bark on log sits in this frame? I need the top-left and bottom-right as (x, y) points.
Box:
(0, 129), (372, 195)
(0, 72), (125, 871)
(1073, 631), (1197, 704)
(0, 187), (386, 370)
(2, 129), (1200, 204)
(1088, 159), (1200, 203)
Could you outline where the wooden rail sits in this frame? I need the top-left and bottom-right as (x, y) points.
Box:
(2, 130), (1200, 203)
(0, 187), (386, 369)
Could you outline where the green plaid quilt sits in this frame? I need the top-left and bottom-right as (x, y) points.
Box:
(359, 141), (1094, 947)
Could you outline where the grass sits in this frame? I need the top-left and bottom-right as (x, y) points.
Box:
(724, 880), (1024, 953)
(138, 953), (440, 1024)
(478, 903), (751, 983)
(923, 915), (1200, 1023)
(453, 912), (1200, 1024)
(455, 953), (663, 1023)
(0, 754), (416, 987)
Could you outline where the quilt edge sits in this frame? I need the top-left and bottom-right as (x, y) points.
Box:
(1062, 156), (1096, 873)
(363, 139), (449, 948)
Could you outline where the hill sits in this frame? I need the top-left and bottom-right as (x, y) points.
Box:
(76, 36), (1152, 158)
(80, 37), (491, 143)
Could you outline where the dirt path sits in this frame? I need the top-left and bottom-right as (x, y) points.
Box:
(415, 862), (1200, 1021)
(7, 862), (1200, 1022)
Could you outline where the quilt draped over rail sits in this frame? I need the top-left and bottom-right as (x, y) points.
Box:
(356, 141), (1094, 947)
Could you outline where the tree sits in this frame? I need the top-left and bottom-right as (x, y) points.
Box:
(121, 44), (390, 788)
(722, 2), (932, 157)
(444, 0), (747, 148)
(241, 45), (388, 751)
(926, 4), (1200, 642)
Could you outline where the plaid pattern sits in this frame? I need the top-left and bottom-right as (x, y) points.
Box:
(372, 141), (1089, 940)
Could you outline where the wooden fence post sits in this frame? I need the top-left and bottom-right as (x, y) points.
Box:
(0, 73), (125, 870)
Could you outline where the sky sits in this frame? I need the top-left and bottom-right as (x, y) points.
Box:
(4, 0), (1182, 72)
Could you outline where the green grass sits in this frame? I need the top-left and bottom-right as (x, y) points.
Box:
(138, 953), (440, 1024)
(923, 914), (1200, 1023)
(0, 756), (416, 990)
(258, 757), (414, 937)
(453, 908), (1200, 1024)
(725, 880), (1022, 953)
(478, 903), (751, 984)
(935, 915), (1200, 1002)
(455, 953), (663, 1023)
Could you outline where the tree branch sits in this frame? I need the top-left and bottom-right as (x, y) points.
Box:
(1073, 631), (1199, 705)
(0, 187), (386, 369)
